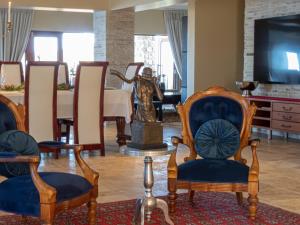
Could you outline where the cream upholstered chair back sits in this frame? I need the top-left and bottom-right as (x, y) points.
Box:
(0, 62), (24, 86)
(58, 63), (69, 85)
(73, 61), (109, 153)
(122, 62), (144, 91)
(25, 62), (59, 142)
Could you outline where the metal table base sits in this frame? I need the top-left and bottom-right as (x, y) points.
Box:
(121, 146), (175, 225)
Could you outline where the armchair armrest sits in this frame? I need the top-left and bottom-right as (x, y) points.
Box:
(167, 146), (178, 179)
(0, 154), (57, 203)
(70, 145), (99, 186)
(248, 138), (260, 147)
(0, 155), (39, 163)
(171, 136), (183, 146)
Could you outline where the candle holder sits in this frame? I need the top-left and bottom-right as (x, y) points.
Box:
(7, 21), (12, 32)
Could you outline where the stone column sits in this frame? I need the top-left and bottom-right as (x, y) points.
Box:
(94, 8), (134, 88)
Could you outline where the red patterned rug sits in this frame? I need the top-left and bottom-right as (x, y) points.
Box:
(0, 192), (299, 225)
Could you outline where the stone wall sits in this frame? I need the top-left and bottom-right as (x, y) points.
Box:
(244, 0), (300, 98)
(94, 8), (134, 88)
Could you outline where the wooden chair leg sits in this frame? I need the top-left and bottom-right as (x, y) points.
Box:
(54, 149), (59, 159)
(66, 125), (71, 144)
(168, 178), (177, 214)
(41, 204), (55, 225)
(236, 192), (243, 205)
(189, 190), (195, 203)
(57, 121), (62, 141)
(88, 198), (97, 225)
(248, 194), (258, 220)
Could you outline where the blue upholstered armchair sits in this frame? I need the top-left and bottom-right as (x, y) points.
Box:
(0, 95), (99, 225)
(167, 86), (259, 220)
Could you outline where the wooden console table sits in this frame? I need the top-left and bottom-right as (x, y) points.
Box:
(247, 96), (300, 139)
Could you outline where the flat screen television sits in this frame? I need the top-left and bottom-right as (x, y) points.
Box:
(254, 14), (300, 84)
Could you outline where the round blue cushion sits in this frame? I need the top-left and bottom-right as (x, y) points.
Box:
(194, 119), (240, 159)
(0, 130), (39, 177)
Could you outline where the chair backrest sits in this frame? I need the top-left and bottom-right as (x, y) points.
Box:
(73, 61), (109, 149)
(0, 62), (24, 86)
(177, 86), (256, 159)
(58, 62), (69, 85)
(122, 62), (144, 91)
(0, 95), (25, 134)
(25, 62), (59, 142)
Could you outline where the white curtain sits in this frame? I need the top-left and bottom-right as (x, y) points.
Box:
(163, 10), (187, 79)
(0, 9), (34, 61)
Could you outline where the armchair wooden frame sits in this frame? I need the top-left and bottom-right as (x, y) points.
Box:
(0, 145), (99, 225)
(0, 95), (99, 225)
(167, 86), (259, 220)
(0, 94), (25, 132)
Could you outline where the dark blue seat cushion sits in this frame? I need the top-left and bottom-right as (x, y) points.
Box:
(0, 152), (17, 158)
(0, 172), (93, 216)
(189, 96), (243, 137)
(0, 130), (39, 178)
(178, 159), (249, 183)
(194, 119), (240, 159)
(0, 102), (17, 134)
(38, 141), (65, 148)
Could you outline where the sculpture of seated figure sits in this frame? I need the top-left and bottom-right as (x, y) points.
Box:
(111, 67), (166, 149)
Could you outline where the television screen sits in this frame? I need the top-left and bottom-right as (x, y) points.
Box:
(254, 14), (300, 84)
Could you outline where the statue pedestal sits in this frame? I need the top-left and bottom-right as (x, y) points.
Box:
(127, 120), (167, 150)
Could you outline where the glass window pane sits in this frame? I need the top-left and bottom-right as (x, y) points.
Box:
(134, 35), (175, 90)
(63, 33), (94, 75)
(34, 37), (58, 61)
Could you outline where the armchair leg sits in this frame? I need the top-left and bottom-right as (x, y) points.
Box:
(41, 204), (55, 225)
(88, 198), (97, 225)
(248, 194), (258, 220)
(168, 178), (177, 214)
(236, 192), (243, 205)
(189, 190), (195, 204)
(66, 125), (71, 144)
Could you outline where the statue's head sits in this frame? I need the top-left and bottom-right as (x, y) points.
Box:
(142, 67), (153, 78)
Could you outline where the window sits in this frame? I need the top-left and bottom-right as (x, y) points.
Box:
(135, 35), (177, 90)
(286, 52), (300, 71)
(63, 33), (94, 74)
(34, 37), (58, 61)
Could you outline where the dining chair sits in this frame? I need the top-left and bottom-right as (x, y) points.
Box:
(57, 62), (70, 141)
(0, 61), (24, 86)
(57, 62), (69, 85)
(0, 94), (99, 225)
(73, 61), (109, 156)
(122, 62), (144, 92)
(25, 61), (64, 159)
(167, 86), (260, 220)
(104, 63), (144, 141)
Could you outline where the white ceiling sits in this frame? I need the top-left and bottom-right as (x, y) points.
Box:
(156, 2), (188, 10)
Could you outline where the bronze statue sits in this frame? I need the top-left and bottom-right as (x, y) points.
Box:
(111, 67), (163, 123)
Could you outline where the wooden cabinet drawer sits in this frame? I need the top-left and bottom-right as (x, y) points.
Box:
(272, 112), (300, 123)
(272, 120), (300, 132)
(273, 102), (300, 113)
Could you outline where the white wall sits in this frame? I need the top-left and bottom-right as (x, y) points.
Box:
(0, 0), (107, 10)
(135, 10), (166, 35)
(32, 10), (93, 32)
(32, 10), (165, 35)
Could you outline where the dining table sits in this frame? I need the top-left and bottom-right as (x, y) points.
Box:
(0, 89), (132, 146)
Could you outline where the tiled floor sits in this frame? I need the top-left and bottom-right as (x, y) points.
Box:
(1, 122), (300, 216)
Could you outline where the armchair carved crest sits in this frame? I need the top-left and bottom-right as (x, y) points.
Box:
(167, 86), (259, 220)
